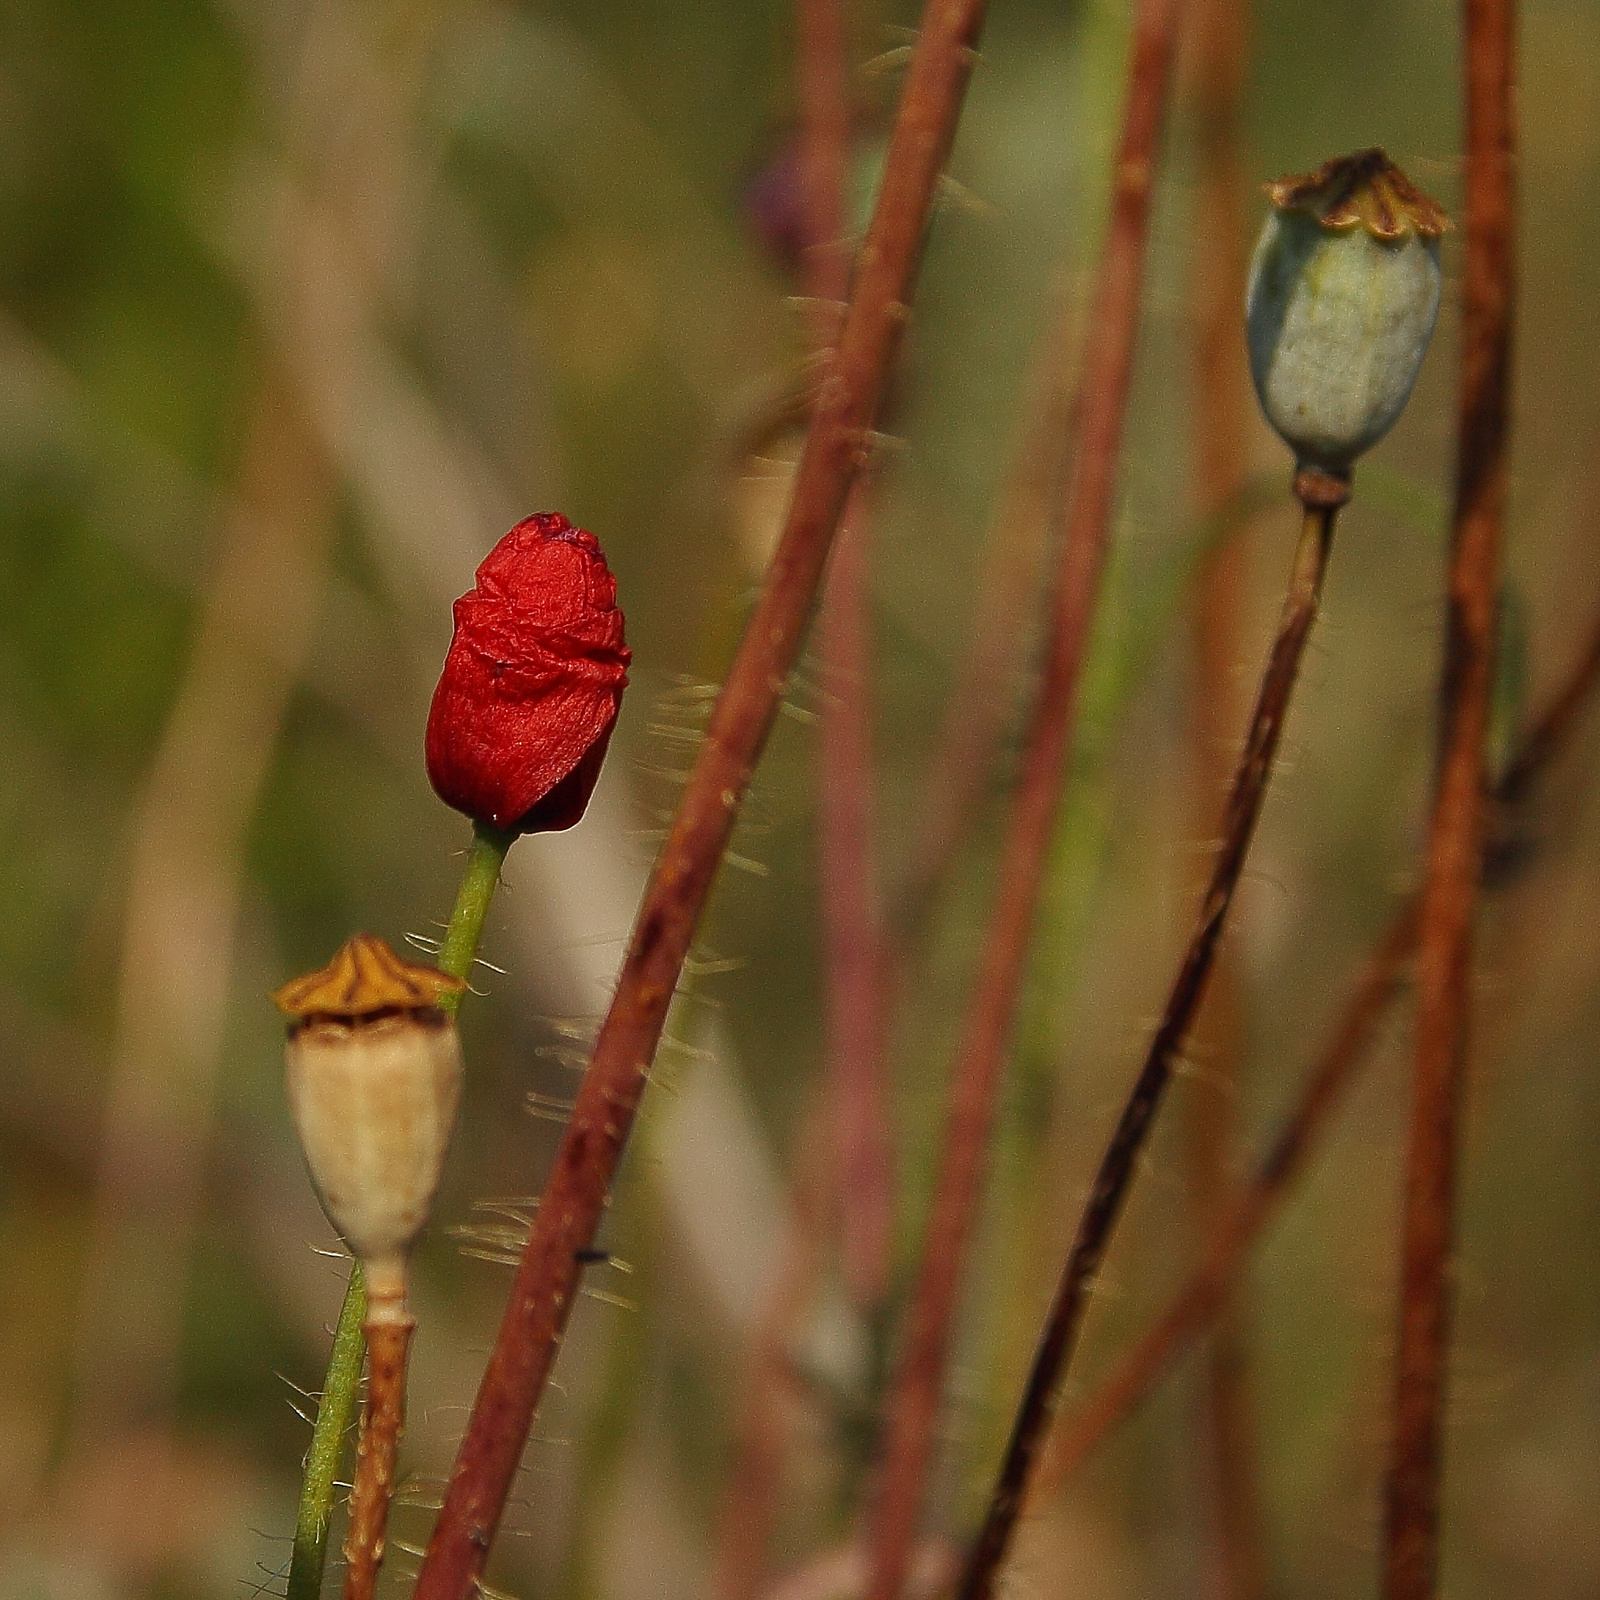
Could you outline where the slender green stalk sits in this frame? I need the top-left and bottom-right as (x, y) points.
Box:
(288, 1262), (368, 1600)
(283, 819), (515, 1600)
(436, 824), (516, 1009)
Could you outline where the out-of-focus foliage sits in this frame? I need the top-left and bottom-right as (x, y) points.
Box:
(1, 2), (1598, 1600)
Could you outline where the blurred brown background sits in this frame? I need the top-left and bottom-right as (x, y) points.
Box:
(0, 1), (1596, 1598)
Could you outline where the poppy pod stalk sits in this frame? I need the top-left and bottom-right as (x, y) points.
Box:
(426, 513), (631, 835)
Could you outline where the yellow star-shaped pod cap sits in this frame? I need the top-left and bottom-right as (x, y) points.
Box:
(271, 933), (466, 1020)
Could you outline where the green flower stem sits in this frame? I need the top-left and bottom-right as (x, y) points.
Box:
(436, 823), (517, 1012)
(288, 1262), (368, 1600)
(284, 819), (516, 1600)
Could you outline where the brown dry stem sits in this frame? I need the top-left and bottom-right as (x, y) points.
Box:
(1182, 0), (1264, 1587)
(1382, 0), (1516, 1595)
(864, 2), (1186, 1596)
(802, 0), (897, 1312)
(1049, 904), (1419, 1480)
(710, 1105), (833, 1600)
(707, 8), (883, 1590)
(1043, 596), (1600, 1484)
(409, 6), (991, 1597)
(958, 493), (1339, 1600)
(820, 485), (895, 1309)
(341, 1317), (413, 1600)
(886, 293), (1081, 954)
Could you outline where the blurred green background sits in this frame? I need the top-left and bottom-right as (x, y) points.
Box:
(1, 1), (1597, 1599)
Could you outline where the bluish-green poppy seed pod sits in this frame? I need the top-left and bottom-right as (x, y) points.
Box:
(1246, 149), (1450, 475)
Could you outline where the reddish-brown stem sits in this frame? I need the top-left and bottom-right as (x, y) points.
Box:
(1496, 618), (1600, 803)
(1382, 1), (1516, 1595)
(1041, 596), (1600, 1485)
(797, 0), (852, 320)
(706, 11), (885, 1592)
(410, 7), (990, 1597)
(887, 298), (1081, 953)
(710, 1106), (832, 1600)
(864, 4), (1185, 1596)
(1050, 903), (1419, 1481)
(1183, 0), (1263, 1590)
(801, 0), (896, 1311)
(958, 489), (1340, 1600)
(820, 487), (896, 1306)
(342, 1317), (413, 1600)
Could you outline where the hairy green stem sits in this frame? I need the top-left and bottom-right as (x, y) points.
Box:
(437, 824), (517, 1010)
(284, 819), (515, 1600)
(287, 1262), (368, 1600)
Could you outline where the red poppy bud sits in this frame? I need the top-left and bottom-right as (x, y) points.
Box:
(425, 514), (631, 833)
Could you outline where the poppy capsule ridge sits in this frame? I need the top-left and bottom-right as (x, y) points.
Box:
(425, 513), (631, 835)
(1246, 148), (1449, 475)
(272, 934), (466, 1319)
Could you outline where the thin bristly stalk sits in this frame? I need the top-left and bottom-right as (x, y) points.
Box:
(342, 1321), (412, 1600)
(821, 491), (895, 1307)
(797, 0), (851, 341)
(803, 0), (896, 1312)
(1042, 597), (1600, 1484)
(285, 821), (513, 1600)
(886, 293), (1080, 954)
(959, 486), (1340, 1600)
(1048, 905), (1419, 1481)
(410, 7), (991, 1597)
(706, 12), (872, 1588)
(288, 1262), (367, 1600)
(436, 826), (518, 999)
(709, 1105), (832, 1600)
(1382, 0), (1516, 1593)
(1183, 0), (1265, 1588)
(864, 3), (1186, 1596)
(1495, 617), (1600, 803)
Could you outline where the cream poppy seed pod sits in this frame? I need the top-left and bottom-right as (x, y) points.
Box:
(273, 934), (466, 1323)
(1247, 149), (1449, 474)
